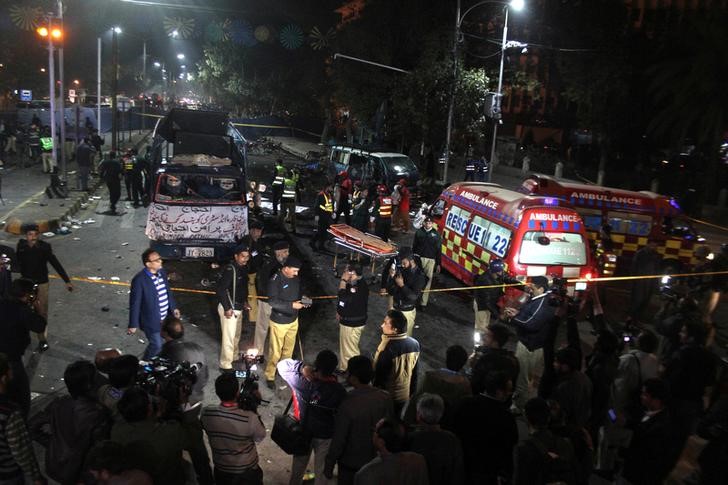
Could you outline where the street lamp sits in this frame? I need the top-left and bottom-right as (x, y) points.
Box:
(442, 0), (525, 184)
(111, 26), (121, 151)
(153, 61), (161, 68)
(176, 53), (185, 60)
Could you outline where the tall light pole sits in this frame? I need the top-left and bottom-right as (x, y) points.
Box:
(443, 0), (524, 184)
(97, 37), (101, 134)
(111, 26), (121, 151)
(37, 21), (59, 173)
(57, 0), (67, 181)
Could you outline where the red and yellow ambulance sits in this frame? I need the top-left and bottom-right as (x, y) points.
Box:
(430, 182), (596, 289)
(519, 175), (705, 274)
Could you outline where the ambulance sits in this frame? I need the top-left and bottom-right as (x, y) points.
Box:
(519, 175), (705, 274)
(430, 182), (596, 290)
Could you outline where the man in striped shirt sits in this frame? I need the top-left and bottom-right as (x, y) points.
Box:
(201, 373), (266, 485)
(128, 249), (179, 359)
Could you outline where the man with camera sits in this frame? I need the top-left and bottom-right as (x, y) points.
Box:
(502, 276), (556, 412)
(278, 350), (347, 485)
(386, 247), (428, 337)
(0, 278), (47, 417)
(216, 244), (251, 373)
(201, 373), (266, 485)
(264, 256), (310, 389)
(473, 259), (521, 345)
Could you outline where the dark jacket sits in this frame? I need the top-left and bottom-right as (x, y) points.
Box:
(75, 142), (95, 168)
(471, 348), (520, 394)
(0, 299), (46, 360)
(455, 394), (518, 484)
(16, 239), (70, 285)
(373, 333), (420, 403)
(474, 271), (520, 315)
(337, 279), (369, 326)
(663, 343), (717, 402)
(128, 269), (177, 333)
(550, 370), (593, 429)
(98, 158), (122, 185)
(404, 369), (472, 429)
(277, 359), (346, 440)
(387, 266), (428, 312)
(247, 237), (267, 275)
(407, 427), (464, 485)
(159, 338), (208, 405)
(325, 386), (393, 473)
(255, 257), (281, 297)
(510, 293), (555, 351)
(621, 409), (680, 485)
(30, 396), (110, 485)
(412, 227), (441, 265)
(268, 270), (301, 324)
(216, 262), (249, 312)
(512, 429), (578, 485)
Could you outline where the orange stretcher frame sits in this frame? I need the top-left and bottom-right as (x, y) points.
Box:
(327, 224), (399, 276)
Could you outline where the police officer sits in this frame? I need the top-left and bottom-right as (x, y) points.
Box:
(246, 219), (265, 325)
(122, 149), (136, 201)
(255, 240), (289, 352)
(464, 158), (476, 181)
(412, 216), (441, 308)
(337, 263), (370, 370)
(476, 156), (489, 182)
(387, 247), (428, 337)
(473, 259), (520, 345)
(98, 151), (123, 215)
(371, 184), (393, 242)
(216, 244), (251, 372)
(311, 182), (334, 251)
(279, 169), (298, 233)
(0, 278), (47, 417)
(264, 256), (310, 388)
(271, 159), (286, 215)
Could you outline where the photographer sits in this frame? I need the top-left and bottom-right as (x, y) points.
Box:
(502, 276), (556, 412)
(159, 318), (208, 409)
(0, 278), (47, 417)
(386, 247), (428, 337)
(472, 259), (521, 345)
(277, 351), (346, 485)
(654, 291), (702, 364)
(201, 373), (266, 485)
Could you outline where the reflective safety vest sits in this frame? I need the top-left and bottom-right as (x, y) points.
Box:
(40, 137), (53, 151)
(378, 196), (393, 218)
(465, 159), (476, 172)
(319, 192), (333, 213)
(272, 165), (286, 186)
(282, 178), (297, 201)
(124, 158), (135, 171)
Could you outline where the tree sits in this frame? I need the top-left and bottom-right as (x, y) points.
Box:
(646, 8), (728, 203)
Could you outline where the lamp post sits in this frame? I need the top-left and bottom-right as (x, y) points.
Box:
(111, 26), (121, 151)
(443, 0), (524, 184)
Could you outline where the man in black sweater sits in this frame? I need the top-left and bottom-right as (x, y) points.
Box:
(263, 256), (309, 388)
(254, 240), (289, 352)
(337, 263), (369, 371)
(0, 278), (47, 417)
(387, 247), (427, 337)
(16, 223), (73, 352)
(215, 244), (250, 372)
(411, 217), (441, 308)
(98, 151), (123, 215)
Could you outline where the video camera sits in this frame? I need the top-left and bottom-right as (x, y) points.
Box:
(137, 356), (201, 403)
(232, 349), (268, 413)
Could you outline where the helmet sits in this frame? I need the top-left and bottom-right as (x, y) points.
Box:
(489, 259), (505, 273)
(378, 184), (388, 194)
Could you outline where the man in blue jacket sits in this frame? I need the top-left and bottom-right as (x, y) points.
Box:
(503, 276), (555, 412)
(128, 249), (179, 359)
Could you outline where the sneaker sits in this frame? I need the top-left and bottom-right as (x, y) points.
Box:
(37, 341), (50, 353)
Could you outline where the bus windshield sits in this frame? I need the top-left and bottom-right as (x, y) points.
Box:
(155, 173), (243, 203)
(519, 231), (587, 266)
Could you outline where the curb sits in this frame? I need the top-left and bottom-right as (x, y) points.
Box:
(3, 132), (152, 235)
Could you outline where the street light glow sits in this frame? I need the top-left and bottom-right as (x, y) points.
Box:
(40, 68), (46, 73)
(113, 26), (122, 34)
(180, 65), (186, 69)
(51, 28), (63, 39)
(153, 61), (161, 68)
(177, 53), (185, 60)
(171, 30), (179, 38)
(510, 0), (525, 10)
(73, 79), (80, 85)
(36, 26), (49, 37)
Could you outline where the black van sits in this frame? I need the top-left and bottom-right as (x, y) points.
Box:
(329, 145), (420, 193)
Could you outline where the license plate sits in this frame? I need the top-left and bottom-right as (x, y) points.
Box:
(185, 247), (214, 258)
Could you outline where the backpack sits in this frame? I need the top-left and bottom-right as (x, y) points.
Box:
(528, 434), (577, 485)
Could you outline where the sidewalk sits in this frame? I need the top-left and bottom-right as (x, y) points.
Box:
(1, 131), (151, 235)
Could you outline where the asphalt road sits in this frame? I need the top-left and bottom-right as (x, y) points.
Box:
(1, 144), (725, 484)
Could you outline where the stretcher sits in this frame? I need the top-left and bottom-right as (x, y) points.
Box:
(327, 224), (398, 277)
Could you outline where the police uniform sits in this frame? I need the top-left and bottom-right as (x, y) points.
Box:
(216, 258), (249, 370)
(123, 154), (136, 200)
(279, 171), (298, 232)
(372, 190), (393, 242)
(264, 260), (303, 382)
(311, 188), (334, 250)
(412, 222), (441, 307)
(271, 161), (286, 215)
(464, 159), (476, 181)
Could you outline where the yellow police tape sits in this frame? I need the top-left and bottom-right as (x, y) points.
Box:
(50, 269), (728, 300)
(686, 216), (728, 233)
